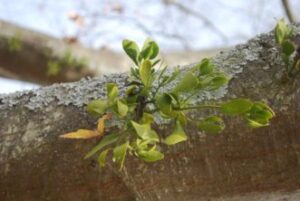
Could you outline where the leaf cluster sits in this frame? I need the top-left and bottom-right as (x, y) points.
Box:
(60, 38), (275, 170)
(274, 19), (300, 77)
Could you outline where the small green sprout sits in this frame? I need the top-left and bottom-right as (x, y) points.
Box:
(274, 19), (300, 78)
(62, 38), (275, 170)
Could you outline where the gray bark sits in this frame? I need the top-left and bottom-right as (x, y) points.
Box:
(1, 25), (300, 201)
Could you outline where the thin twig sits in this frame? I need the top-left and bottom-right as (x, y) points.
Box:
(163, 0), (228, 42)
(281, 0), (296, 23)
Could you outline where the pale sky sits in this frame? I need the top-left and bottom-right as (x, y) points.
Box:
(0, 0), (299, 94)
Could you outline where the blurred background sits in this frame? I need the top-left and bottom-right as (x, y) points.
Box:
(0, 0), (299, 94)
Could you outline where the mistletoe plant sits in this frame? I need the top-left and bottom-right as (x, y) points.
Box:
(274, 19), (300, 78)
(60, 38), (275, 169)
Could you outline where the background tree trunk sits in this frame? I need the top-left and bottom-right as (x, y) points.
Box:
(1, 25), (300, 201)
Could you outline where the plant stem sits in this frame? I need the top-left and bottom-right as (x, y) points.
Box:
(175, 104), (221, 111)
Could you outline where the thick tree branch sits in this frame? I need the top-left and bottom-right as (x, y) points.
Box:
(1, 25), (300, 201)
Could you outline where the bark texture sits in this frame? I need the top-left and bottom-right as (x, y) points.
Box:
(1, 25), (300, 201)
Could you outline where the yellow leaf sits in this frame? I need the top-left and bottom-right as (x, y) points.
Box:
(59, 129), (100, 139)
(97, 113), (112, 133)
(59, 113), (113, 140)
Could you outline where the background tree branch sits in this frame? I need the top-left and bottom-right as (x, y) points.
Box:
(281, 0), (297, 24)
(0, 20), (96, 85)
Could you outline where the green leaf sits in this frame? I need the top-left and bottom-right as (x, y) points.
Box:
(117, 100), (128, 117)
(135, 139), (150, 151)
(139, 60), (153, 87)
(164, 120), (187, 145)
(155, 93), (173, 116)
(246, 118), (267, 128)
(87, 100), (107, 116)
(245, 102), (275, 128)
(221, 98), (253, 116)
(198, 116), (225, 134)
(202, 74), (228, 90)
(131, 121), (159, 142)
(275, 19), (286, 44)
(173, 72), (198, 93)
(122, 39), (139, 65)
(130, 67), (140, 79)
(84, 133), (119, 159)
(282, 40), (295, 56)
(141, 113), (154, 124)
(113, 141), (129, 169)
(98, 149), (109, 167)
(139, 38), (159, 61)
(149, 41), (159, 59)
(107, 83), (119, 103)
(197, 58), (214, 75)
(274, 19), (293, 44)
(137, 148), (164, 162)
(152, 59), (161, 67)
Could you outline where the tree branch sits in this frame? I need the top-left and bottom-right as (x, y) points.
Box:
(281, 0), (297, 24)
(1, 25), (300, 200)
(0, 20), (96, 85)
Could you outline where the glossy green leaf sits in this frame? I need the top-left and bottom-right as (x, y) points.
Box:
(84, 133), (119, 159)
(138, 148), (164, 162)
(87, 100), (107, 116)
(198, 116), (225, 134)
(173, 72), (198, 93)
(139, 60), (152, 87)
(155, 93), (178, 117)
(149, 41), (159, 59)
(131, 121), (159, 142)
(106, 83), (119, 103)
(122, 39), (139, 65)
(139, 38), (159, 60)
(117, 100), (128, 117)
(246, 118), (267, 128)
(205, 75), (228, 90)
(155, 93), (172, 113)
(282, 40), (295, 56)
(197, 58), (214, 75)
(113, 141), (129, 169)
(221, 98), (253, 116)
(98, 149), (109, 167)
(164, 121), (187, 145)
(245, 102), (275, 128)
